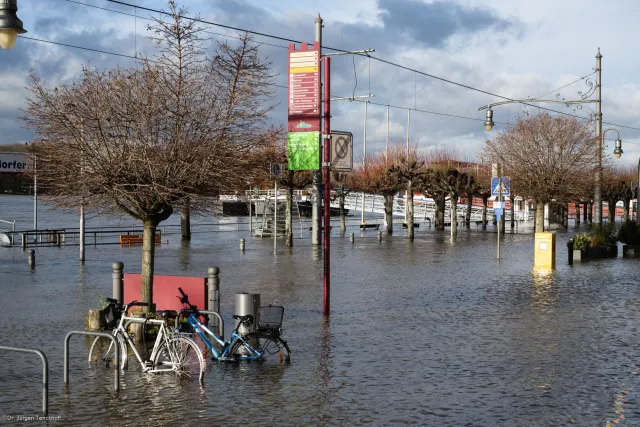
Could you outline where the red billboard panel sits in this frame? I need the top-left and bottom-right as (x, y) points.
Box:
(288, 42), (321, 133)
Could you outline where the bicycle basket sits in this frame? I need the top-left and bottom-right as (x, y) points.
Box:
(103, 303), (121, 329)
(257, 305), (284, 334)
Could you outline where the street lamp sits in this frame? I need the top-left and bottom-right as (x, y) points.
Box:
(479, 48), (621, 226)
(0, 0), (27, 50)
(484, 108), (494, 131)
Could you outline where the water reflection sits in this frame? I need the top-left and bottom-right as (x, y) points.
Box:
(174, 239), (190, 271)
(531, 268), (558, 313)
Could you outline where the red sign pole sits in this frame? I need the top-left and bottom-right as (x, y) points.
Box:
(322, 57), (331, 316)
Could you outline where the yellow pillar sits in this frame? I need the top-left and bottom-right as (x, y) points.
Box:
(534, 232), (556, 270)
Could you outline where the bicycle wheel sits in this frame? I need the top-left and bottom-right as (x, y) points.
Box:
(229, 332), (290, 365)
(88, 332), (128, 370)
(152, 336), (205, 381)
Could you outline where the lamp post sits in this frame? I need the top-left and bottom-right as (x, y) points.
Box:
(479, 48), (621, 226)
(0, 0), (27, 50)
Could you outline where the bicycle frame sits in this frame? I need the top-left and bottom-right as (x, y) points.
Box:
(118, 317), (174, 373)
(186, 313), (262, 360)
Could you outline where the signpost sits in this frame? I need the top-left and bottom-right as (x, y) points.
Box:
(270, 163), (283, 254)
(491, 165), (509, 260)
(330, 131), (353, 172)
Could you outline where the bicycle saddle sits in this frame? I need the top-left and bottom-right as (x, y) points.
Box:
(156, 310), (178, 320)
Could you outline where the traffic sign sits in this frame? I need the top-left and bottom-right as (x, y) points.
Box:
(330, 131), (353, 171)
(494, 207), (504, 218)
(491, 177), (511, 197)
(270, 163), (284, 178)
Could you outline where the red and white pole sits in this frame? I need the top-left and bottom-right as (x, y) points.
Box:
(322, 57), (331, 316)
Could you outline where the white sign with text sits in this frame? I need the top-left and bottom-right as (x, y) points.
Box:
(0, 153), (29, 173)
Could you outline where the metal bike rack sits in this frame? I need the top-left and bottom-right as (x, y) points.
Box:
(0, 345), (48, 416)
(64, 331), (120, 391)
(177, 309), (225, 339)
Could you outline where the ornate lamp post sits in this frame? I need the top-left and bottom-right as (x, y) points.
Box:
(479, 48), (621, 226)
(0, 0), (27, 50)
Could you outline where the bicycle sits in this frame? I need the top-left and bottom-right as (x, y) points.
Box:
(88, 298), (206, 382)
(175, 288), (291, 365)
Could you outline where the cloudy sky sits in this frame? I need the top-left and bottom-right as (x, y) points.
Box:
(2, 0), (640, 166)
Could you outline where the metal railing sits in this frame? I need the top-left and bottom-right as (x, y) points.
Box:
(0, 345), (48, 415)
(64, 331), (120, 391)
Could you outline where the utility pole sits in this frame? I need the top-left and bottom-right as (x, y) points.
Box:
(322, 57), (331, 315)
(361, 101), (367, 224)
(311, 14), (323, 246)
(594, 48), (603, 226)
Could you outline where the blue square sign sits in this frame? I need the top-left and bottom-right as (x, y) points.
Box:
(491, 177), (511, 197)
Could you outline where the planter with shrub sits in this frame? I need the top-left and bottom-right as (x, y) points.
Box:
(618, 220), (640, 258)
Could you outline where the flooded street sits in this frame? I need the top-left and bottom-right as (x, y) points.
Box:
(1, 195), (640, 425)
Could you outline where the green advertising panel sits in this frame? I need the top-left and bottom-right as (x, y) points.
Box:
(288, 131), (320, 170)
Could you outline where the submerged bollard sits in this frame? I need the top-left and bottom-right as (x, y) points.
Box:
(112, 262), (124, 303)
(240, 238), (245, 252)
(28, 249), (35, 268)
(567, 238), (574, 265)
(350, 233), (355, 244)
(208, 267), (220, 334)
(377, 231), (382, 241)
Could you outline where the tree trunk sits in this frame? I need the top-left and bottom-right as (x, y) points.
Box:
(141, 220), (158, 313)
(576, 203), (581, 224)
(583, 202), (588, 222)
(450, 197), (458, 240)
(435, 194), (445, 231)
(407, 180), (415, 241)
(384, 194), (394, 235)
(535, 202), (545, 232)
(624, 199), (630, 223)
(285, 183), (293, 247)
(339, 186), (346, 234)
(482, 195), (488, 230)
(532, 204), (537, 233)
(465, 195), (472, 227)
(180, 201), (191, 240)
(510, 195), (515, 229)
(563, 203), (569, 229)
(607, 199), (616, 224)
(588, 202), (593, 223)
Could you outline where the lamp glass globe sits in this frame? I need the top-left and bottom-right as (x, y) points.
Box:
(0, 29), (18, 50)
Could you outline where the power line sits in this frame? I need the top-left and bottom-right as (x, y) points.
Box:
(104, 0), (640, 133)
(64, 0), (289, 50)
(16, 35), (289, 90)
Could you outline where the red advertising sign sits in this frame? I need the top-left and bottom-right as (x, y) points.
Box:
(288, 42), (321, 133)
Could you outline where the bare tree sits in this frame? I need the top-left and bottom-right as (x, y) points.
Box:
(484, 113), (597, 232)
(22, 4), (280, 311)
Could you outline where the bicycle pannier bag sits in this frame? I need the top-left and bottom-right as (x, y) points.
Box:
(103, 303), (121, 329)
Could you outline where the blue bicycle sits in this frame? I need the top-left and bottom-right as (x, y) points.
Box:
(175, 288), (291, 365)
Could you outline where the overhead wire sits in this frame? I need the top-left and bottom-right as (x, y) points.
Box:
(102, 0), (640, 132)
(28, 0), (640, 138)
(16, 35), (289, 90)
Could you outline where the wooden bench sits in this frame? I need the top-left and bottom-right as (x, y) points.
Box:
(120, 234), (161, 246)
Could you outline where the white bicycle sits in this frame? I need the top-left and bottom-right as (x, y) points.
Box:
(88, 298), (205, 382)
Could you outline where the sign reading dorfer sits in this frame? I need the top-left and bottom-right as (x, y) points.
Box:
(0, 152), (29, 173)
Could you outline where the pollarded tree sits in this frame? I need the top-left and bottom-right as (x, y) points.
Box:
(331, 170), (353, 234)
(23, 12), (280, 310)
(280, 167), (314, 247)
(388, 144), (428, 241)
(484, 113), (597, 232)
(430, 169), (474, 240)
(350, 152), (403, 234)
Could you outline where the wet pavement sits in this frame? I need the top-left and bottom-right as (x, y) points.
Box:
(1, 195), (640, 426)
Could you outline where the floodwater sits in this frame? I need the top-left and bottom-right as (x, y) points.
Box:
(1, 195), (640, 426)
